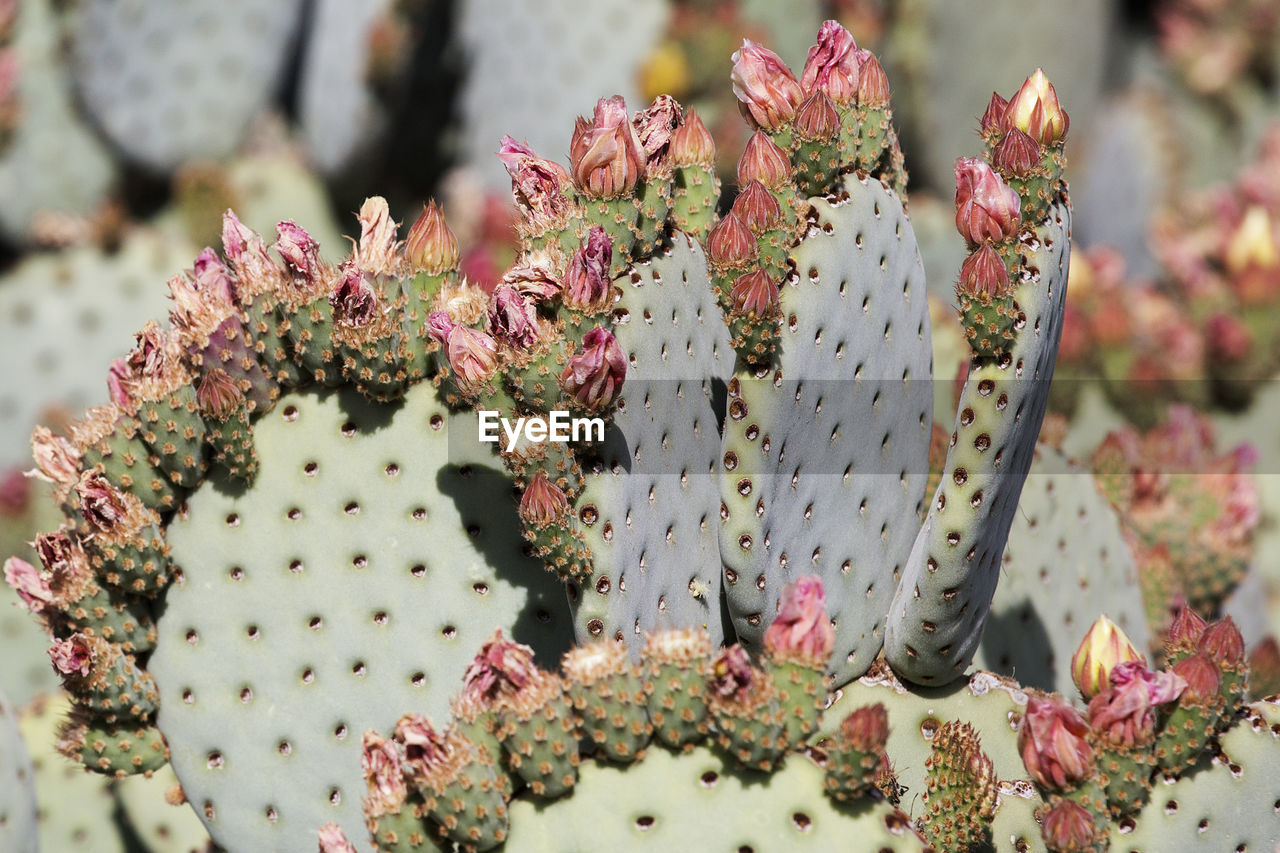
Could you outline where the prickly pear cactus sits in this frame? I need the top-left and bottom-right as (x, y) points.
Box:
(0, 689), (36, 853)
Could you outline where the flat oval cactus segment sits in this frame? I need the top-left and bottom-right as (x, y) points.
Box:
(0, 689), (36, 853)
(502, 745), (930, 851)
(720, 173), (933, 687)
(149, 384), (574, 852)
(886, 203), (1072, 686)
(571, 235), (734, 649)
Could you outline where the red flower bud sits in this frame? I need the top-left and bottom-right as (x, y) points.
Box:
(1041, 800), (1100, 851)
(954, 157), (1021, 244)
(405, 200), (459, 276)
(980, 91), (1010, 135)
(838, 703), (889, 753)
(792, 90), (840, 143)
(731, 180), (783, 233)
(706, 213), (758, 268)
(670, 108), (716, 167)
(1004, 68), (1069, 146)
(196, 369), (245, 421)
(560, 327), (626, 413)
(1198, 616), (1245, 666)
(1170, 653), (1222, 703)
(729, 269), (779, 317)
(1018, 694), (1095, 791)
(730, 39), (803, 131)
(569, 96), (647, 199)
(854, 50), (890, 108)
(991, 128), (1040, 177)
(763, 574), (835, 666)
(737, 131), (792, 189)
(519, 471), (570, 526)
(1167, 603), (1207, 648)
(801, 20), (860, 106)
(957, 244), (1011, 298)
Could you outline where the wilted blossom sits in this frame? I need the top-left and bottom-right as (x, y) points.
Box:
(29, 427), (80, 488)
(559, 327), (626, 413)
(221, 210), (277, 284)
(497, 136), (575, 230)
(76, 473), (129, 531)
(328, 263), (380, 328)
(459, 631), (538, 708)
(1089, 661), (1186, 746)
(273, 221), (321, 283)
(564, 226), (613, 311)
(444, 326), (499, 388)
(353, 196), (401, 276)
(764, 575), (835, 666)
(1017, 694), (1095, 791)
(954, 157), (1021, 245)
(569, 96), (647, 198)
(49, 634), (93, 677)
(801, 20), (860, 105)
(710, 644), (755, 703)
(360, 731), (407, 816)
(395, 714), (453, 778)
(196, 369), (244, 421)
(730, 39), (804, 131)
(488, 286), (539, 348)
(632, 94), (682, 169)
(105, 358), (138, 409)
(503, 257), (564, 302)
(426, 311), (455, 345)
(3, 557), (51, 613)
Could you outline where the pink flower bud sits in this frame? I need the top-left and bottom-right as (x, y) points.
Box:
(838, 703), (888, 753)
(1071, 614), (1146, 701)
(191, 248), (236, 306)
(221, 210), (277, 284)
(1167, 604), (1207, 648)
(497, 137), (575, 229)
(519, 471), (570, 526)
(980, 92), (1010, 135)
(957, 244), (1011, 298)
(764, 575), (834, 666)
(4, 557), (51, 613)
(710, 644), (756, 702)
(1018, 694), (1095, 791)
(405, 200), (459, 276)
(328, 263), (380, 328)
(1041, 800), (1100, 851)
(426, 311), (456, 346)
(954, 157), (1021, 245)
(801, 20), (860, 106)
(29, 427), (80, 489)
(1198, 616), (1245, 666)
(1004, 68), (1069, 146)
(564, 227), (614, 311)
(792, 90), (840, 142)
(360, 730), (407, 816)
(460, 630), (539, 708)
(569, 96), (647, 198)
(445, 326), (499, 388)
(1171, 653), (1222, 704)
(106, 358), (137, 409)
(737, 131), (792, 189)
(76, 473), (128, 532)
(729, 269), (779, 317)
(488, 286), (538, 348)
(273, 221), (321, 283)
(854, 50), (890, 108)
(49, 634), (93, 677)
(706, 213), (758, 268)
(317, 823), (359, 853)
(353, 196), (401, 276)
(991, 128), (1040, 177)
(196, 369), (245, 421)
(730, 39), (803, 131)
(633, 94), (682, 168)
(560, 327), (626, 413)
(670, 109), (716, 167)
(731, 180), (783, 233)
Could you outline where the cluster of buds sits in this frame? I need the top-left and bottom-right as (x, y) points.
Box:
(1090, 406), (1260, 623)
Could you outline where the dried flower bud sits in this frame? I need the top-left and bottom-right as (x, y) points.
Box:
(670, 109), (716, 167)
(569, 96), (647, 198)
(565, 227), (614, 311)
(729, 269), (780, 317)
(76, 473), (128, 532)
(445, 326), (499, 388)
(221, 210), (277, 284)
(730, 39), (803, 131)
(1170, 653), (1222, 704)
(710, 644), (755, 702)
(274, 221), (321, 283)
(763, 575), (834, 666)
(35, 530), (91, 604)
(991, 128), (1040, 177)
(360, 730), (407, 816)
(954, 157), (1021, 245)
(328, 263), (380, 328)
(106, 358), (137, 409)
(49, 634), (93, 677)
(405, 200), (460, 276)
(854, 50), (890, 108)
(317, 823), (359, 853)
(395, 713), (453, 778)
(1198, 616), (1245, 666)
(1018, 694), (1095, 791)
(1005, 68), (1069, 146)
(196, 369), (244, 421)
(489, 286), (539, 348)
(30, 427), (81, 488)
(191, 248), (236, 305)
(801, 20), (860, 106)
(519, 470), (570, 526)
(3, 557), (51, 613)
(792, 90), (840, 142)
(497, 137), (575, 229)
(838, 703), (889, 753)
(127, 322), (168, 378)
(706, 213), (759, 268)
(503, 260), (563, 302)
(460, 630), (539, 708)
(957, 244), (1011, 298)
(1071, 614), (1146, 701)
(737, 131), (792, 189)
(560, 327), (626, 413)
(633, 94), (682, 168)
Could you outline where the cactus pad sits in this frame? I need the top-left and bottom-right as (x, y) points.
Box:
(0, 689), (36, 853)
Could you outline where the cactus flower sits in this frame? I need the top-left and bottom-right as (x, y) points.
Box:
(1018, 694), (1095, 791)
(519, 471), (570, 526)
(328, 264), (380, 328)
(764, 575), (835, 667)
(49, 634), (93, 677)
(316, 823), (359, 853)
(564, 226), (614, 311)
(503, 259), (563, 302)
(405, 200), (460, 276)
(853, 50), (890, 108)
(737, 131), (792, 189)
(710, 644), (756, 702)
(1040, 800), (1100, 851)
(3, 556), (51, 613)
(191, 248), (237, 305)
(29, 427), (81, 488)
(497, 137), (575, 229)
(1110, 660), (1186, 705)
(730, 39), (803, 131)
(196, 370), (245, 421)
(1004, 68), (1069, 146)
(569, 96), (647, 199)
(838, 703), (889, 753)
(488, 286), (539, 348)
(273, 221), (322, 284)
(669, 108), (715, 167)
(801, 20), (860, 105)
(560, 327), (626, 413)
(729, 269), (780, 317)
(221, 210), (276, 284)
(1089, 661), (1185, 746)
(360, 730), (407, 816)
(956, 244), (1011, 298)
(955, 158), (1021, 245)
(731, 181), (783, 233)
(1071, 614), (1146, 701)
(706, 213), (758, 268)
(75, 473), (129, 531)
(444, 326), (500, 389)
(633, 94), (682, 168)
(1197, 616), (1245, 666)
(991, 128), (1040, 177)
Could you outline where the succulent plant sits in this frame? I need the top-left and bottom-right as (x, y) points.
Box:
(5, 16), (1280, 853)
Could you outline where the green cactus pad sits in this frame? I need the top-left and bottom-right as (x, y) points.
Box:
(0, 689), (37, 853)
(148, 384), (574, 852)
(720, 173), (933, 686)
(502, 745), (930, 851)
(975, 445), (1150, 696)
(570, 235), (734, 648)
(886, 203), (1072, 686)
(113, 762), (215, 853)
